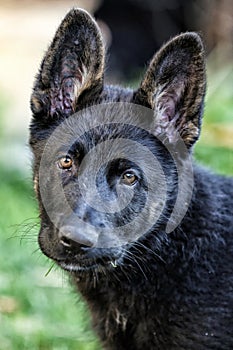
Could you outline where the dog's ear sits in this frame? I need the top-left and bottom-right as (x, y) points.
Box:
(31, 9), (105, 119)
(134, 32), (206, 148)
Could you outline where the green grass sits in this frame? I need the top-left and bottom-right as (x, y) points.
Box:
(194, 69), (233, 175)
(194, 144), (233, 176)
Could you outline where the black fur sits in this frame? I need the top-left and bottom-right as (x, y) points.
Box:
(30, 9), (233, 350)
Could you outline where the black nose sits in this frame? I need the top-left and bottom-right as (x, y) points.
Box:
(59, 225), (96, 252)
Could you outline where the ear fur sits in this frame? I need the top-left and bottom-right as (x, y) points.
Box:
(31, 8), (105, 119)
(134, 32), (206, 148)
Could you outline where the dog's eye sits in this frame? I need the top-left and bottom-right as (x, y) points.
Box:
(122, 172), (138, 186)
(58, 156), (73, 170)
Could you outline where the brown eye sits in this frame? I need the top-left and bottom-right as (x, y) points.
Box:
(122, 172), (137, 186)
(58, 156), (73, 170)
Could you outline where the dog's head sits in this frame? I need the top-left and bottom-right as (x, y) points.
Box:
(30, 9), (206, 273)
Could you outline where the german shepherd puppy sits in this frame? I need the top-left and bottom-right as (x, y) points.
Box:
(30, 9), (233, 350)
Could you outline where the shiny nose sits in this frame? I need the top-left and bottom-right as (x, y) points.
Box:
(59, 225), (96, 251)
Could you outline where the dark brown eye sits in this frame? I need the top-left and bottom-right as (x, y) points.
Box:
(58, 156), (73, 170)
(122, 172), (137, 186)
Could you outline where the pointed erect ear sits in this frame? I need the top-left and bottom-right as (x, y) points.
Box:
(31, 8), (105, 119)
(134, 32), (206, 148)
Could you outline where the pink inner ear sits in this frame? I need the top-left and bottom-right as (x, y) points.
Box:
(49, 50), (84, 117)
(155, 93), (176, 133)
(154, 88), (183, 143)
(159, 95), (176, 120)
(50, 78), (77, 117)
(62, 77), (77, 111)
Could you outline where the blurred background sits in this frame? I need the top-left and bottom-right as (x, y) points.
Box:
(0, 0), (232, 349)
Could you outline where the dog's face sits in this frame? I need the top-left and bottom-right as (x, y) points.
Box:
(30, 9), (206, 273)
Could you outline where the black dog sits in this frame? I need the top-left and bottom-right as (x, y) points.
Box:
(30, 9), (233, 350)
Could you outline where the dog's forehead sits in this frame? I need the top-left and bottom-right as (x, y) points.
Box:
(67, 120), (146, 161)
(55, 102), (152, 146)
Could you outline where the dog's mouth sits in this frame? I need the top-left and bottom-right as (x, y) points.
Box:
(58, 259), (119, 273)
(53, 247), (123, 273)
